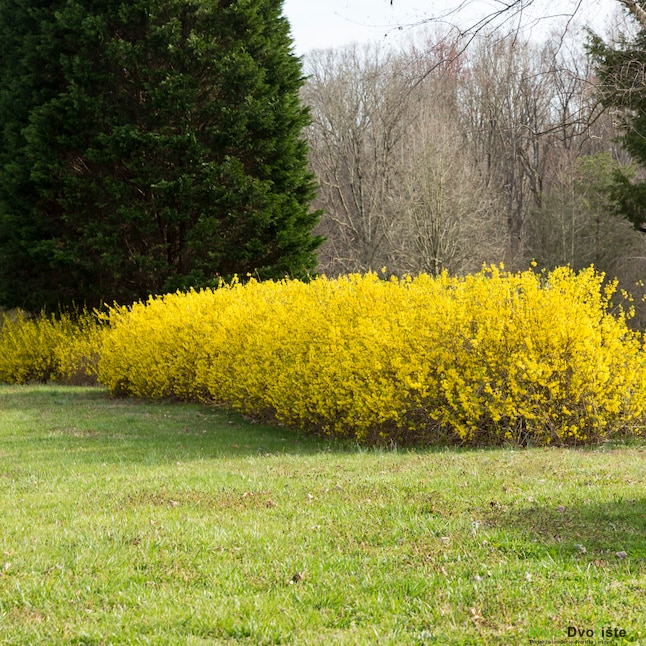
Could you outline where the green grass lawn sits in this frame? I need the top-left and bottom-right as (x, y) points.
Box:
(0, 385), (644, 645)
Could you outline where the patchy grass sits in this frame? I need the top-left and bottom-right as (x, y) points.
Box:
(0, 385), (644, 645)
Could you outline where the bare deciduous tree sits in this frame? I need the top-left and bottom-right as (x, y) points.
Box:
(458, 32), (612, 266)
(389, 46), (504, 274)
(303, 44), (417, 274)
(303, 25), (634, 282)
(304, 37), (506, 276)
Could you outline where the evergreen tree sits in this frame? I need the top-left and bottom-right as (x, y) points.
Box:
(0, 0), (322, 311)
(589, 28), (646, 230)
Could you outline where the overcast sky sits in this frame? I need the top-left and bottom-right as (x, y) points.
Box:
(282, 0), (622, 57)
(282, 0), (428, 56)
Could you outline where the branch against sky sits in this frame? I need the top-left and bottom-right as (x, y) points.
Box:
(617, 0), (646, 28)
(386, 0), (641, 37)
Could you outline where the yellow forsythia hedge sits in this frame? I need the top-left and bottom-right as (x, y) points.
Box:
(96, 265), (646, 445)
(0, 310), (103, 385)
(2, 266), (645, 445)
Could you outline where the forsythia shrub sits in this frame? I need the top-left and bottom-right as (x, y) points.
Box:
(95, 265), (646, 446)
(3, 267), (644, 445)
(0, 310), (103, 385)
(96, 287), (238, 400)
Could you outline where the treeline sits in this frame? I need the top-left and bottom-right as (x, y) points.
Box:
(302, 30), (646, 319)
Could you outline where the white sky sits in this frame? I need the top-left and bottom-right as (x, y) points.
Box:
(282, 0), (623, 56)
(282, 0), (428, 56)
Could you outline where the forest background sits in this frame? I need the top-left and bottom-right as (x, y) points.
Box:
(300, 8), (646, 325)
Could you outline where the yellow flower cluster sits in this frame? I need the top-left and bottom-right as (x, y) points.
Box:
(94, 265), (646, 445)
(1, 266), (643, 444)
(0, 310), (102, 385)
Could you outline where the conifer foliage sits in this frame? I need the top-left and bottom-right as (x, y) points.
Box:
(589, 29), (646, 229)
(0, 0), (321, 311)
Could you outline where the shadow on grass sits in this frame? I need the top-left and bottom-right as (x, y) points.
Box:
(2, 384), (483, 462)
(483, 497), (646, 563)
(2, 384), (645, 467)
(0, 383), (359, 462)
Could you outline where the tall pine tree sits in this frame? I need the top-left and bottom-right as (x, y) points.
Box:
(589, 27), (646, 229)
(0, 0), (322, 311)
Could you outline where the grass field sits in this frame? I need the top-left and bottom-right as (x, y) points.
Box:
(0, 385), (644, 645)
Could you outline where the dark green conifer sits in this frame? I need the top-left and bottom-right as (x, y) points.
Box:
(589, 28), (646, 229)
(0, 0), (321, 311)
